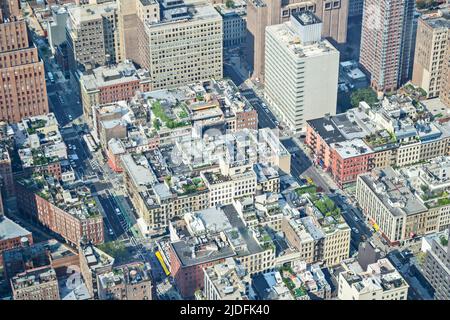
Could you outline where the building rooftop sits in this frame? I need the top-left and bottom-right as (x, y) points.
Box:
(98, 262), (151, 290)
(203, 257), (248, 300)
(11, 266), (58, 291)
(341, 258), (408, 294)
(0, 217), (31, 241)
(68, 2), (118, 24)
(331, 139), (373, 159)
(147, 0), (221, 26)
(267, 20), (338, 59)
(292, 11), (321, 26)
(16, 175), (103, 220)
(360, 167), (428, 217)
(81, 62), (150, 91)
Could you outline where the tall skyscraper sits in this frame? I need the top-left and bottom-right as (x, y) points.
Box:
(359, 0), (416, 93)
(246, 0), (348, 83)
(0, 5), (49, 122)
(264, 12), (339, 132)
(0, 0), (20, 19)
(412, 12), (450, 99)
(66, 1), (121, 71)
(139, 0), (223, 90)
(117, 0), (160, 67)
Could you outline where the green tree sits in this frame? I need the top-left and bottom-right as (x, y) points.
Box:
(225, 0), (234, 8)
(350, 88), (378, 108)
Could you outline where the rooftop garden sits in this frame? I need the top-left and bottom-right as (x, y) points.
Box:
(364, 130), (397, 147)
(280, 268), (307, 299)
(31, 149), (58, 166)
(151, 100), (190, 130)
(420, 186), (450, 208)
(177, 177), (207, 195)
(314, 195), (341, 218)
(295, 184), (317, 196)
(27, 119), (47, 134)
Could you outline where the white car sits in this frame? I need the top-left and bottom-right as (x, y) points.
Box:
(352, 228), (360, 234)
(109, 229), (114, 235)
(115, 208), (121, 215)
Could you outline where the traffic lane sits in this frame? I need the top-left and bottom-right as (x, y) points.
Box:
(254, 102), (277, 129)
(97, 193), (128, 238)
(49, 95), (69, 126)
(331, 195), (373, 238)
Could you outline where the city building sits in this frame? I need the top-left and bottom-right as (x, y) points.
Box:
(12, 113), (70, 180)
(47, 4), (70, 54)
(10, 267), (60, 300)
(79, 242), (115, 299)
(306, 94), (450, 187)
(1, 0), (21, 18)
(246, 0), (348, 82)
(2, 238), (79, 279)
(0, 15), (48, 122)
(15, 175), (105, 246)
(421, 228), (450, 300)
(348, 0), (364, 17)
(282, 193), (351, 266)
(66, 1), (121, 71)
(203, 257), (249, 300)
(117, 0), (160, 66)
(0, 144), (16, 199)
(356, 164), (450, 244)
(79, 61), (151, 125)
(264, 12), (339, 132)
(97, 262), (152, 300)
(338, 258), (409, 300)
(139, 0), (223, 90)
(412, 11), (450, 100)
(250, 270), (294, 300)
(168, 205), (276, 297)
(0, 214), (33, 266)
(359, 0), (416, 93)
(215, 0), (247, 47)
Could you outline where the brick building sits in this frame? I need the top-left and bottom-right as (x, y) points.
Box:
(0, 13), (49, 122)
(15, 175), (104, 246)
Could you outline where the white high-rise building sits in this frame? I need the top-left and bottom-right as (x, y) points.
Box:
(264, 12), (339, 132)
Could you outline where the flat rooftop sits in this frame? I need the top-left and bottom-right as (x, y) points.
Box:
(292, 11), (322, 26)
(360, 167), (428, 217)
(332, 139), (373, 159)
(68, 2), (118, 24)
(171, 239), (236, 267)
(307, 117), (346, 144)
(0, 217), (31, 241)
(81, 62), (150, 91)
(266, 21), (338, 59)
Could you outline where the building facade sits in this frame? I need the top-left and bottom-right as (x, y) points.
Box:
(246, 0), (348, 82)
(66, 2), (121, 71)
(412, 13), (450, 99)
(139, 0), (223, 90)
(421, 229), (450, 300)
(359, 0), (416, 93)
(264, 12), (339, 132)
(0, 17), (48, 122)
